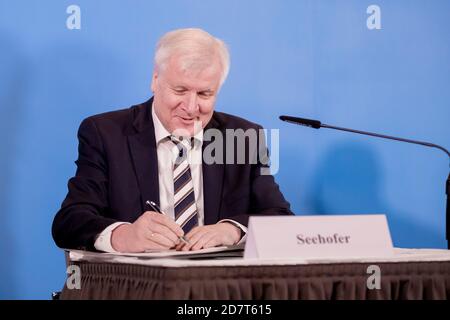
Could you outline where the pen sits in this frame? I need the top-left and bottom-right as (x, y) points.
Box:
(146, 200), (190, 245)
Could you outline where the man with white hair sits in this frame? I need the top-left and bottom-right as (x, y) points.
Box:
(52, 28), (292, 253)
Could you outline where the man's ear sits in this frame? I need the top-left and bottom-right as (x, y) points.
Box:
(151, 71), (158, 93)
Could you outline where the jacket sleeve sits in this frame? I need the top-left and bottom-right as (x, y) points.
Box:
(52, 117), (117, 250)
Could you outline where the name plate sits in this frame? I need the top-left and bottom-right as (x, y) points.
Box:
(244, 215), (394, 260)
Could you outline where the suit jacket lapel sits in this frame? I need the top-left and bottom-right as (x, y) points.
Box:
(202, 115), (224, 225)
(127, 98), (160, 212)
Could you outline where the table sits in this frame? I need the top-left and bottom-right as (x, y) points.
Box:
(60, 248), (450, 300)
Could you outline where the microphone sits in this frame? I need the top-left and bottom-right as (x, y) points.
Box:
(279, 115), (321, 129)
(280, 115), (450, 249)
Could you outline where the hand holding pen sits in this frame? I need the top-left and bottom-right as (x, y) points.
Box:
(146, 200), (190, 245)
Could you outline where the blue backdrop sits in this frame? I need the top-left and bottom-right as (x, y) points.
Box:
(1, 0), (449, 299)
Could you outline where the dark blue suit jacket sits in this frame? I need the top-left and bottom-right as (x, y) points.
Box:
(52, 98), (292, 250)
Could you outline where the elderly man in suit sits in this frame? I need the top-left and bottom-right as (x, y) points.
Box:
(52, 28), (292, 253)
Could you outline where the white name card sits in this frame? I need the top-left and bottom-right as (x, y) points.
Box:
(244, 215), (394, 260)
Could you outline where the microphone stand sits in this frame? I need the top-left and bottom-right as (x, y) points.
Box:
(280, 115), (450, 249)
(447, 173), (450, 249)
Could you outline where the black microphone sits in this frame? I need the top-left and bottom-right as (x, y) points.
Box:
(279, 115), (322, 129)
(280, 115), (450, 249)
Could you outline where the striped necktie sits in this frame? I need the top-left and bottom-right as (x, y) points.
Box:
(171, 136), (199, 233)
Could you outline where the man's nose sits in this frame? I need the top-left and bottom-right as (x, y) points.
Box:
(185, 93), (199, 114)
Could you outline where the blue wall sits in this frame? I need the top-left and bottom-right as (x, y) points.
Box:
(1, 0), (449, 299)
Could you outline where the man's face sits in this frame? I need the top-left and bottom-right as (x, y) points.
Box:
(151, 55), (222, 136)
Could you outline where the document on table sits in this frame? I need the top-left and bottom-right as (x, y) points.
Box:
(104, 243), (245, 259)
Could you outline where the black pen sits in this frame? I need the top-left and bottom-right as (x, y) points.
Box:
(146, 200), (190, 245)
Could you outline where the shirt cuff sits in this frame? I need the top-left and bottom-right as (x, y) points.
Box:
(94, 222), (131, 253)
(218, 219), (248, 245)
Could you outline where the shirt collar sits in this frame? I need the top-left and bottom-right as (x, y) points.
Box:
(151, 103), (203, 146)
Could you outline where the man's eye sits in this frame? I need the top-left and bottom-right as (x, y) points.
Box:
(199, 92), (213, 98)
(174, 89), (186, 95)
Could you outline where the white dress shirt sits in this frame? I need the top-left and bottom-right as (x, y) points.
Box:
(95, 106), (247, 252)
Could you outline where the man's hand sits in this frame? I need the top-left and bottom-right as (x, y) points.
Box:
(175, 222), (241, 251)
(111, 211), (185, 253)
